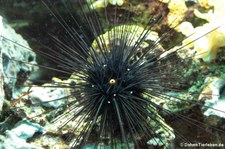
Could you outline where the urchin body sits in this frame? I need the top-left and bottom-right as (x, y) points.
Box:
(77, 38), (155, 146)
(63, 28), (174, 148)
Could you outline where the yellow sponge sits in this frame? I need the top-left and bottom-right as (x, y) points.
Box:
(179, 0), (225, 62)
(159, 0), (187, 30)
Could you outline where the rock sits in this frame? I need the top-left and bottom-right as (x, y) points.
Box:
(0, 16), (5, 113)
(0, 131), (40, 149)
(202, 76), (225, 118)
(88, 0), (126, 9)
(29, 85), (65, 108)
(158, 0), (187, 30)
(32, 134), (69, 149)
(0, 15), (38, 99)
(11, 120), (44, 140)
(179, 0), (225, 62)
(0, 120), (43, 149)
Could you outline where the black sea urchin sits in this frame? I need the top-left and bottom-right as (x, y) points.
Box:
(1, 0), (225, 149)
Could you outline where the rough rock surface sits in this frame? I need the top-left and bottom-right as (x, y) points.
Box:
(0, 16), (5, 112)
(202, 76), (225, 118)
(0, 120), (43, 149)
(0, 16), (38, 99)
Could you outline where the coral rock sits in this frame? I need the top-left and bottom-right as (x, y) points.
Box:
(159, 0), (187, 30)
(179, 0), (225, 62)
(88, 0), (125, 9)
(0, 16), (38, 98)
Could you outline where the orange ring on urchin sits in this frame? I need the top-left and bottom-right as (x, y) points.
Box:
(109, 79), (116, 85)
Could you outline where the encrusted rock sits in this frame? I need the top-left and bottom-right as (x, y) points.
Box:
(0, 120), (43, 149)
(0, 16), (5, 112)
(0, 16), (38, 99)
(201, 76), (225, 118)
